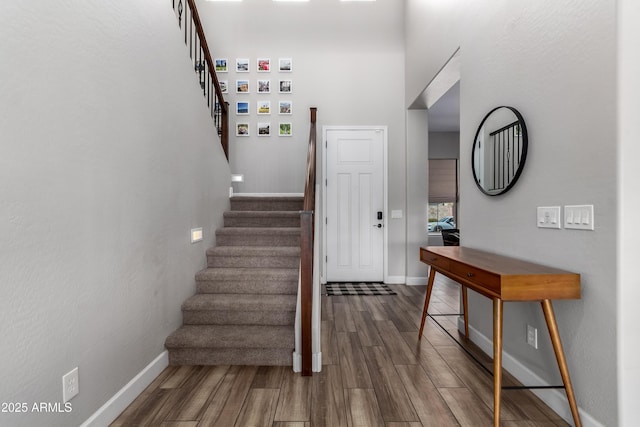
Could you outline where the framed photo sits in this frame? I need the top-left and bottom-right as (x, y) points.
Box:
(257, 58), (270, 72)
(279, 101), (292, 115)
(279, 58), (293, 72)
(279, 123), (292, 137)
(236, 101), (249, 115)
(257, 101), (271, 115)
(215, 58), (228, 72)
(236, 58), (250, 72)
(236, 80), (249, 93)
(257, 122), (271, 136)
(279, 80), (292, 93)
(236, 123), (250, 136)
(219, 80), (228, 94)
(257, 79), (271, 93)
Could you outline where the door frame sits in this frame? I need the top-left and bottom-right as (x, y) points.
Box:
(321, 125), (388, 284)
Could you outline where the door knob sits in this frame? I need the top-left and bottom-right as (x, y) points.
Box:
(373, 224), (383, 228)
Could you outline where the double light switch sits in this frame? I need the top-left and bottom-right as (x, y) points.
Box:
(537, 205), (594, 230)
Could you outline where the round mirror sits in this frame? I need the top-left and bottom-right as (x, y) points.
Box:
(472, 106), (528, 196)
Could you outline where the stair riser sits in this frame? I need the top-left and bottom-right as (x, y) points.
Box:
(231, 200), (303, 212)
(224, 217), (301, 228)
(168, 348), (292, 366)
(208, 256), (299, 269)
(216, 234), (300, 247)
(183, 311), (295, 326)
(196, 280), (297, 295)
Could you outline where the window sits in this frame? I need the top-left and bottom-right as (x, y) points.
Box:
(428, 159), (458, 232)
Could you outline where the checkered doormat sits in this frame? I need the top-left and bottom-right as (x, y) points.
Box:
(324, 283), (397, 296)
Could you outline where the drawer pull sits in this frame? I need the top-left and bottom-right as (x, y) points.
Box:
(430, 258), (438, 262)
(467, 272), (475, 278)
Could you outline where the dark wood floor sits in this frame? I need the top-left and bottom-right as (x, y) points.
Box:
(110, 276), (570, 426)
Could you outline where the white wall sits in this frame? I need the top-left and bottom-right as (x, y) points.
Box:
(406, 0), (617, 425)
(617, 0), (640, 424)
(0, 1), (230, 426)
(198, 0), (407, 277)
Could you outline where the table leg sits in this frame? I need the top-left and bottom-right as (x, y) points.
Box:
(493, 298), (503, 427)
(541, 299), (582, 427)
(462, 286), (469, 338)
(418, 267), (436, 340)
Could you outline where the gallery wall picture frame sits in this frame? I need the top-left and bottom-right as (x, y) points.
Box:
(279, 58), (293, 72)
(257, 79), (271, 94)
(257, 58), (271, 72)
(236, 58), (250, 72)
(219, 80), (228, 94)
(236, 101), (250, 115)
(279, 123), (292, 137)
(257, 101), (271, 115)
(236, 123), (250, 136)
(257, 122), (271, 136)
(215, 58), (228, 72)
(236, 80), (250, 93)
(279, 80), (292, 93)
(279, 101), (292, 115)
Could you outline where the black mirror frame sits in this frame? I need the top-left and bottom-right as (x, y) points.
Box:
(471, 106), (528, 196)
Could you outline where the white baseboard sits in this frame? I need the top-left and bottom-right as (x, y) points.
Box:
(460, 320), (604, 427)
(405, 276), (428, 286)
(292, 351), (323, 373)
(384, 275), (406, 284)
(313, 352), (322, 372)
(293, 352), (300, 372)
(232, 193), (304, 197)
(80, 351), (169, 427)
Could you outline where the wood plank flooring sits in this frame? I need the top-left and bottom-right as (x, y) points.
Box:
(111, 276), (570, 427)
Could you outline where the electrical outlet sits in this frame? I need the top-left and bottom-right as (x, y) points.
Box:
(527, 325), (538, 349)
(62, 367), (79, 402)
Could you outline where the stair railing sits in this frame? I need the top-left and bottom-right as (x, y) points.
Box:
(299, 107), (317, 376)
(172, 0), (229, 160)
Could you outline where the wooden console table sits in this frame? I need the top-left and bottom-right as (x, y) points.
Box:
(419, 246), (582, 427)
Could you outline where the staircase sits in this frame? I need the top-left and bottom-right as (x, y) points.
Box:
(165, 196), (302, 366)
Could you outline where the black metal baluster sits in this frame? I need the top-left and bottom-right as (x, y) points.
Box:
(508, 126), (512, 182)
(492, 136), (497, 191)
(498, 133), (502, 189)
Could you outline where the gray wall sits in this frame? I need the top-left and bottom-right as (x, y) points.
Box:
(406, 0), (617, 425)
(429, 132), (460, 159)
(617, 0), (640, 424)
(405, 110), (430, 282)
(0, 1), (230, 426)
(198, 0), (408, 278)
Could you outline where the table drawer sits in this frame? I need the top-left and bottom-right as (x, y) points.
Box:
(421, 251), (450, 270)
(451, 262), (500, 293)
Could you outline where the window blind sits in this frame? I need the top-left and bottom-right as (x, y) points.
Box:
(429, 159), (458, 203)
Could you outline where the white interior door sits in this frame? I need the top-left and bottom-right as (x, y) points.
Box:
(325, 128), (384, 282)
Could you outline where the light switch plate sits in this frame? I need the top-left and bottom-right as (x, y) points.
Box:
(391, 210), (403, 219)
(564, 205), (594, 230)
(537, 206), (561, 229)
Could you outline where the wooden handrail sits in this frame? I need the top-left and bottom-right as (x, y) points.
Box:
(174, 0), (229, 160)
(300, 107), (317, 376)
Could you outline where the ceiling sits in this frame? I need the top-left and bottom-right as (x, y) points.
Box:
(428, 81), (460, 132)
